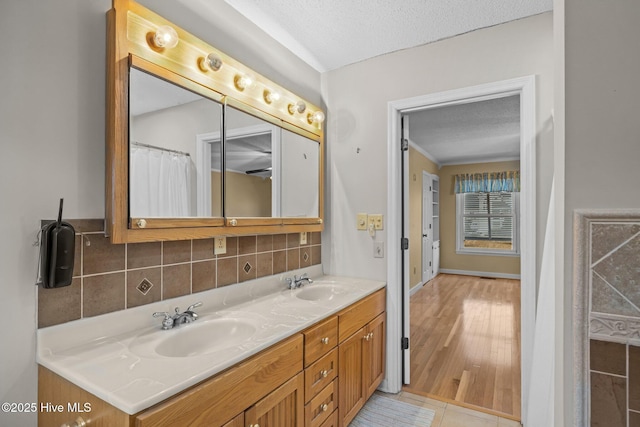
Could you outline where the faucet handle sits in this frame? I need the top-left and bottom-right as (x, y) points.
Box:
(187, 301), (203, 312)
(153, 311), (173, 330)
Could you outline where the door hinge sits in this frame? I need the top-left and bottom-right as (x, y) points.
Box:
(429, 261), (432, 267)
(402, 337), (409, 350)
(401, 139), (409, 151)
(401, 238), (409, 250)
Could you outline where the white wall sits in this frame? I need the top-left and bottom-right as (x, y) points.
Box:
(0, 1), (319, 426)
(563, 0), (640, 425)
(322, 13), (554, 283)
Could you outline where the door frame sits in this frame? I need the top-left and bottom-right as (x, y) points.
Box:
(384, 76), (536, 422)
(421, 170), (435, 284)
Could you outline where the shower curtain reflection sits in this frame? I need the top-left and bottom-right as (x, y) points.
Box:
(130, 144), (191, 217)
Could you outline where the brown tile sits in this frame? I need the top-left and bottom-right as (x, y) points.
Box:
(287, 233), (300, 248)
(192, 260), (216, 293)
(273, 234), (287, 251)
(163, 240), (191, 265)
(162, 264), (191, 299)
(67, 219), (104, 233)
(257, 235), (273, 253)
(630, 411), (640, 427)
(273, 250), (287, 274)
(238, 254), (257, 283)
(300, 248), (312, 268)
(83, 272), (125, 318)
(192, 238), (214, 261)
(38, 278), (81, 328)
(630, 345), (640, 411)
(239, 236), (257, 255)
(217, 257), (238, 287)
(591, 372), (626, 427)
(73, 234), (81, 277)
(287, 248), (300, 271)
(311, 245), (321, 266)
(310, 231), (321, 246)
(126, 268), (161, 308)
(83, 234), (125, 275)
(217, 236), (238, 258)
(127, 242), (161, 269)
(257, 252), (273, 278)
(591, 340), (626, 375)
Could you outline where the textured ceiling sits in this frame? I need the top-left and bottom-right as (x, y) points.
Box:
(224, 0), (552, 72)
(406, 95), (521, 165)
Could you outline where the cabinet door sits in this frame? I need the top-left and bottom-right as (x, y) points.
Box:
(245, 372), (304, 427)
(338, 326), (366, 427)
(363, 313), (386, 399)
(222, 413), (243, 427)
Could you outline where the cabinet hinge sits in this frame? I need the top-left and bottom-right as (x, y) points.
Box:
(401, 238), (409, 250)
(402, 337), (409, 350)
(401, 139), (409, 151)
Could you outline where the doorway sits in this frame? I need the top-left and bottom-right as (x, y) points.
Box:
(385, 76), (536, 422)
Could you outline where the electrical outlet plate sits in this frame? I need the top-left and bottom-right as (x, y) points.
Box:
(214, 237), (226, 255)
(374, 241), (384, 258)
(370, 214), (384, 230)
(300, 231), (307, 245)
(357, 213), (368, 230)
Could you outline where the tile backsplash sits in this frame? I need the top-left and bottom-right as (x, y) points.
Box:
(575, 212), (640, 426)
(38, 219), (321, 328)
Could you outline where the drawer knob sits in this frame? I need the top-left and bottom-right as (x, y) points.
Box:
(364, 332), (373, 341)
(321, 337), (329, 344)
(321, 369), (328, 378)
(136, 218), (147, 228)
(249, 424), (260, 427)
(321, 404), (329, 412)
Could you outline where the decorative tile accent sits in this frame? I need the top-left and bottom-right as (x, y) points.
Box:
(238, 255), (256, 282)
(136, 278), (154, 295)
(591, 314), (640, 344)
(243, 262), (252, 273)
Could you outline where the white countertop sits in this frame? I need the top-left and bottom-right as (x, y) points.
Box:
(37, 265), (385, 415)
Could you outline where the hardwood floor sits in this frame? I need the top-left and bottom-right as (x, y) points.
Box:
(404, 274), (521, 420)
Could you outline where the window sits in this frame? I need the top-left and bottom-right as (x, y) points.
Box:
(456, 192), (519, 256)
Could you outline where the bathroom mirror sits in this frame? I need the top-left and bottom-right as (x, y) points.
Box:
(106, 0), (324, 243)
(129, 67), (223, 218)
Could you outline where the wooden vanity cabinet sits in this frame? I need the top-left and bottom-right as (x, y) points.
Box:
(38, 288), (386, 427)
(337, 289), (386, 427)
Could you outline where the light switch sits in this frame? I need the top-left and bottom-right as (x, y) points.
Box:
(214, 237), (226, 255)
(374, 241), (384, 258)
(370, 214), (384, 230)
(357, 213), (368, 230)
(300, 232), (308, 245)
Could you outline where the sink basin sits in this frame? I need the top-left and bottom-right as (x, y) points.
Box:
(130, 318), (257, 358)
(294, 284), (354, 302)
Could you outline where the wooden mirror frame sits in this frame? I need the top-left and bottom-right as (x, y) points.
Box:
(106, 0), (324, 243)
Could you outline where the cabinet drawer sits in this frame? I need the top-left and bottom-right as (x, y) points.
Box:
(318, 410), (337, 427)
(305, 380), (337, 427)
(135, 334), (303, 427)
(304, 347), (337, 402)
(338, 288), (385, 343)
(304, 316), (337, 367)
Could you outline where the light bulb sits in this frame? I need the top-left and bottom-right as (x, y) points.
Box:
(234, 74), (253, 91)
(308, 110), (325, 124)
(153, 25), (179, 49)
(288, 100), (306, 115)
(200, 53), (223, 72)
(263, 89), (281, 104)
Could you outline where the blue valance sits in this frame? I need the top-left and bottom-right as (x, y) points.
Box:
(454, 171), (520, 194)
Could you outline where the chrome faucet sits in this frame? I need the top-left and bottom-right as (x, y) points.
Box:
(153, 301), (202, 330)
(286, 273), (313, 289)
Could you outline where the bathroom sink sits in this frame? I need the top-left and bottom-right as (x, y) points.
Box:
(130, 318), (257, 358)
(294, 283), (354, 302)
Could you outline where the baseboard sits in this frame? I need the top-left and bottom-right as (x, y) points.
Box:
(409, 282), (424, 296)
(439, 269), (521, 280)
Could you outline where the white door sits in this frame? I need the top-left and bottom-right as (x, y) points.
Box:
(401, 115), (411, 385)
(422, 172), (433, 283)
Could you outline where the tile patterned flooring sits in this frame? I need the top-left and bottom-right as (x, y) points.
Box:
(381, 391), (521, 427)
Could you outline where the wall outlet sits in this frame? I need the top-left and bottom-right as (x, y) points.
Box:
(214, 237), (227, 255)
(357, 213), (368, 230)
(300, 231), (308, 245)
(374, 241), (384, 258)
